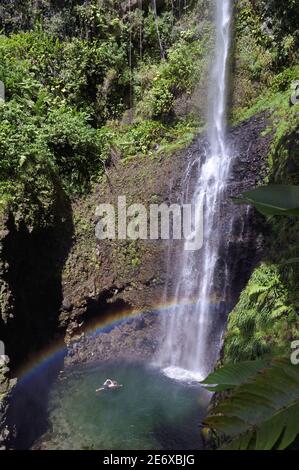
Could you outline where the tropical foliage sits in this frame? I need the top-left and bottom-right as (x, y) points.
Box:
(0, 0), (212, 228)
(202, 357), (299, 450)
(231, 0), (299, 118)
(223, 264), (298, 363)
(211, 183), (299, 448)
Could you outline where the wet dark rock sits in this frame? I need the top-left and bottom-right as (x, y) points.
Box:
(65, 311), (160, 368)
(0, 362), (17, 450)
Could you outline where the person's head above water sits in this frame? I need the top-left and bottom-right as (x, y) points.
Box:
(104, 378), (112, 385)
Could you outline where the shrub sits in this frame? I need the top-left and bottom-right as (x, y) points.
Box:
(135, 35), (210, 119)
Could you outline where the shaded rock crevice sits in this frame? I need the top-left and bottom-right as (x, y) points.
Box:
(0, 194), (73, 449)
(1, 202), (73, 368)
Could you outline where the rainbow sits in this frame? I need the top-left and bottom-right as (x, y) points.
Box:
(16, 299), (200, 383)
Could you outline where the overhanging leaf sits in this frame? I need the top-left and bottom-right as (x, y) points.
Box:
(256, 400), (299, 450)
(203, 357), (299, 450)
(233, 185), (299, 216)
(223, 432), (254, 450)
(201, 359), (269, 391)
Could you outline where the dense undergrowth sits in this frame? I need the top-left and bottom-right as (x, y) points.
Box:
(0, 0), (212, 227)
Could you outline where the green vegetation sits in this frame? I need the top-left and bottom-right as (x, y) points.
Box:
(224, 264), (299, 362)
(135, 26), (212, 119)
(220, 0), (299, 365)
(211, 183), (299, 448)
(202, 357), (299, 450)
(234, 185), (299, 216)
(224, 185), (299, 362)
(99, 115), (201, 163)
(0, 0), (212, 228)
(0, 0), (298, 452)
(223, 146), (299, 364)
(231, 0), (299, 118)
(205, 0), (299, 450)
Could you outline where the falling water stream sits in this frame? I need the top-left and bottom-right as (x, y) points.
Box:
(10, 0), (238, 450)
(157, 0), (233, 381)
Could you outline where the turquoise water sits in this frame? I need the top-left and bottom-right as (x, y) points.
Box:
(38, 362), (210, 450)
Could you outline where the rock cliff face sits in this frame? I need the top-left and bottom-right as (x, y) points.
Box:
(0, 361), (16, 450)
(62, 112), (272, 367)
(0, 200), (73, 448)
(59, 135), (188, 345)
(0, 113), (272, 361)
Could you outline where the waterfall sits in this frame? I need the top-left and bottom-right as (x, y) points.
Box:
(156, 0), (233, 381)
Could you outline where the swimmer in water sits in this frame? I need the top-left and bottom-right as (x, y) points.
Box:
(96, 379), (122, 392)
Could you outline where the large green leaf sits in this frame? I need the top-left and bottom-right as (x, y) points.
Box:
(233, 185), (299, 216)
(201, 359), (269, 392)
(203, 358), (299, 450)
